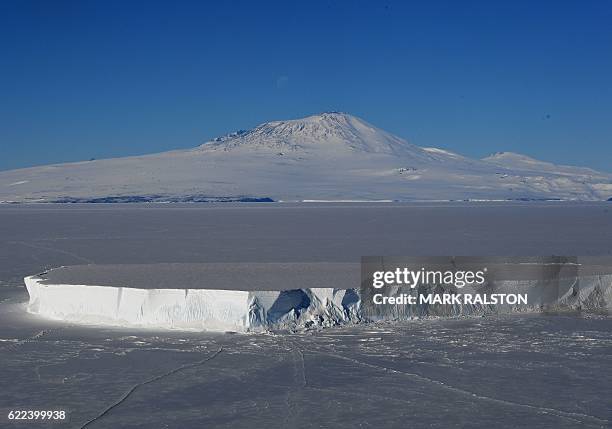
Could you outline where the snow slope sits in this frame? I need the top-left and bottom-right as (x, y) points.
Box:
(2, 112), (611, 202)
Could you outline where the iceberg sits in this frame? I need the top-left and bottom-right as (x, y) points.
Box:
(24, 277), (361, 332)
(23, 262), (612, 332)
(23, 263), (362, 332)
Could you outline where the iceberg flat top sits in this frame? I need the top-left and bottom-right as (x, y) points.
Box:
(37, 262), (360, 291)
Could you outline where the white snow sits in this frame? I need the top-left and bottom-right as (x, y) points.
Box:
(482, 151), (601, 177)
(422, 147), (465, 159)
(23, 275), (361, 332)
(24, 276), (251, 331)
(1, 112), (610, 202)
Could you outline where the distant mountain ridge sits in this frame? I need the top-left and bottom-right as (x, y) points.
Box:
(1, 112), (611, 202)
(482, 151), (601, 176)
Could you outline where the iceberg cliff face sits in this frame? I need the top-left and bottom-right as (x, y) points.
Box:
(24, 276), (362, 332)
(24, 272), (612, 332)
(24, 276), (252, 331)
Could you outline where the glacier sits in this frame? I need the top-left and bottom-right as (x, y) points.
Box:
(23, 264), (612, 332)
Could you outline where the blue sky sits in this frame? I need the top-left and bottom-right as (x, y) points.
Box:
(1, 0), (611, 171)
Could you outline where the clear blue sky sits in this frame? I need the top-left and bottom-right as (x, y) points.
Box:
(1, 0), (611, 171)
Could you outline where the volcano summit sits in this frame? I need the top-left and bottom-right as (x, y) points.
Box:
(1, 112), (610, 202)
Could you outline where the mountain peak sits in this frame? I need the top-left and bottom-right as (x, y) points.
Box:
(316, 110), (349, 116)
(202, 112), (423, 156)
(267, 111), (357, 128)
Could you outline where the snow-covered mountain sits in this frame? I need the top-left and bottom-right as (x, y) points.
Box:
(1, 112), (611, 202)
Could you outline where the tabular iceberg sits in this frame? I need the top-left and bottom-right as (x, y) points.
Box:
(23, 262), (612, 332)
(24, 276), (360, 332)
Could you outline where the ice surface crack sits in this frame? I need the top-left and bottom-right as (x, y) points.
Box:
(312, 349), (608, 427)
(282, 339), (307, 426)
(0, 328), (64, 353)
(79, 346), (223, 428)
(10, 241), (95, 264)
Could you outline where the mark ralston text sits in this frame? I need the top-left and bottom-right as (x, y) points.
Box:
(372, 293), (528, 305)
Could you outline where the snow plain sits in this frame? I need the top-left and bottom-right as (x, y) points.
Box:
(2, 203), (612, 428)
